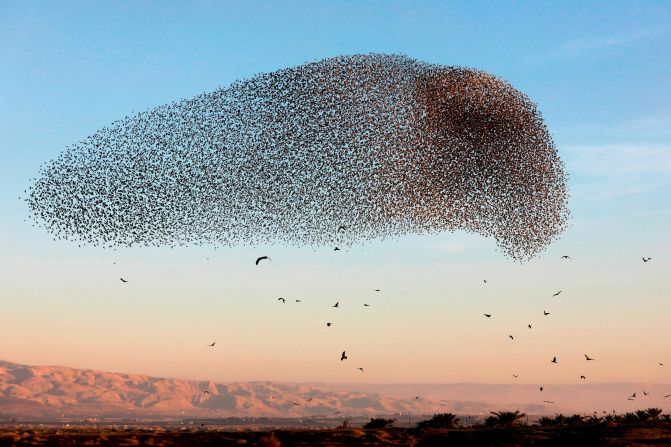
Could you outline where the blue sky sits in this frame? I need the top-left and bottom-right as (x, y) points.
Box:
(0, 1), (669, 384)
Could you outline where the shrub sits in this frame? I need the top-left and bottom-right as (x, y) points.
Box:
(364, 418), (395, 429)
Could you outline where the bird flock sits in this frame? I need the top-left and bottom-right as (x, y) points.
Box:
(24, 54), (660, 412)
(26, 54), (568, 261)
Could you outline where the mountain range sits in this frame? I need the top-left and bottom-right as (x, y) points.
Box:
(1, 360), (668, 418)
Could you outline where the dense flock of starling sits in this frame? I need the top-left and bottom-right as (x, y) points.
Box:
(27, 54), (568, 260)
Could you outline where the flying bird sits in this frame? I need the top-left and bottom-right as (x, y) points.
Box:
(630, 393), (636, 398)
(484, 314), (492, 318)
(528, 324), (532, 329)
(552, 290), (562, 297)
(540, 386), (544, 392)
(415, 396), (421, 400)
(580, 375), (586, 380)
(373, 289), (381, 292)
(334, 247), (340, 251)
(664, 395), (670, 398)
(340, 351), (347, 361)
(512, 374), (519, 378)
(326, 322), (332, 327)
(278, 297), (286, 303)
(543, 400), (555, 404)
(337, 225), (346, 233)
(551, 356), (558, 364)
(561, 255), (571, 259)
(659, 362), (664, 366)
(585, 354), (595, 361)
(208, 342), (216, 347)
(203, 390), (210, 395)
(255, 256), (271, 265)
(509, 335), (514, 340)
(295, 299), (301, 303)
(642, 257), (652, 262)
(628, 397), (635, 401)
(544, 311), (550, 316)
(333, 301), (339, 308)
(483, 280), (487, 284)
(363, 303), (370, 307)
(643, 390), (649, 396)
(120, 277), (128, 283)
(358, 367), (364, 372)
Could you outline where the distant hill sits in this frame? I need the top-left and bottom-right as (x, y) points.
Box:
(1, 360), (668, 418)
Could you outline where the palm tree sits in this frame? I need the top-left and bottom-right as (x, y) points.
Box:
(636, 410), (651, 422)
(489, 410), (526, 427)
(645, 408), (663, 421)
(416, 413), (460, 429)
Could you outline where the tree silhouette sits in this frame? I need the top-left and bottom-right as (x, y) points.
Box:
(485, 411), (526, 427)
(416, 413), (460, 429)
(364, 418), (395, 429)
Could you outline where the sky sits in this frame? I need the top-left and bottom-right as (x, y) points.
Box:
(0, 1), (669, 385)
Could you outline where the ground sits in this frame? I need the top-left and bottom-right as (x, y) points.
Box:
(1, 425), (671, 446)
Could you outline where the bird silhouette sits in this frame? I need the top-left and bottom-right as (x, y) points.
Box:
(333, 301), (339, 308)
(255, 256), (271, 265)
(509, 335), (514, 340)
(358, 367), (364, 372)
(415, 396), (421, 400)
(334, 247), (340, 251)
(659, 362), (664, 366)
(630, 393), (636, 398)
(363, 303), (370, 307)
(120, 278), (128, 283)
(373, 289), (381, 292)
(628, 397), (635, 401)
(295, 299), (301, 303)
(544, 310), (550, 316)
(528, 324), (532, 329)
(643, 390), (649, 396)
(341, 351), (347, 361)
(552, 290), (562, 297)
(337, 225), (346, 232)
(664, 394), (670, 398)
(585, 354), (595, 361)
(512, 374), (519, 378)
(326, 322), (332, 327)
(483, 280), (487, 284)
(278, 297), (286, 303)
(484, 314), (492, 318)
(543, 400), (555, 404)
(551, 356), (558, 364)
(561, 255), (571, 259)
(208, 342), (216, 347)
(642, 257), (652, 262)
(203, 390), (210, 395)
(580, 375), (586, 380)
(540, 386), (544, 392)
